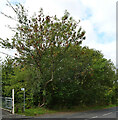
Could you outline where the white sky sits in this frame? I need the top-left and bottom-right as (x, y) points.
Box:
(0, 0), (117, 65)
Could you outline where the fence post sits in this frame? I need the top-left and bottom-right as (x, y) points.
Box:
(12, 89), (14, 114)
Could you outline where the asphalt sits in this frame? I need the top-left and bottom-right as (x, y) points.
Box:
(36, 106), (118, 119)
(1, 106), (118, 120)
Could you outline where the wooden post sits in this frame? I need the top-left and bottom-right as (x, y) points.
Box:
(12, 89), (14, 114)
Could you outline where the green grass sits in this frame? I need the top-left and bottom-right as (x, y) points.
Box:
(16, 104), (117, 116)
(17, 107), (57, 116)
(68, 104), (117, 112)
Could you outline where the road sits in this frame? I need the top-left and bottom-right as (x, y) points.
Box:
(1, 106), (118, 120)
(36, 106), (118, 119)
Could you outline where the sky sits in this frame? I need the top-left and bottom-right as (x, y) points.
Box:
(0, 0), (117, 65)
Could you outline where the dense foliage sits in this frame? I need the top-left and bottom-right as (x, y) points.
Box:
(1, 2), (117, 110)
(2, 46), (116, 109)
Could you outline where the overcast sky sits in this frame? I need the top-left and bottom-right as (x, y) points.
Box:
(0, 0), (116, 65)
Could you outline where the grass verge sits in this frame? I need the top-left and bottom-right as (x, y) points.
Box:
(17, 107), (57, 116)
(16, 104), (117, 116)
(68, 104), (117, 112)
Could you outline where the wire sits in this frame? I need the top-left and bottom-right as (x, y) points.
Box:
(0, 51), (15, 57)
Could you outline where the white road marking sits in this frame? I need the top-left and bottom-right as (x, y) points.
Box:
(102, 112), (112, 116)
(91, 116), (98, 118)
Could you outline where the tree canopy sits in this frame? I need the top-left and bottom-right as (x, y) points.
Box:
(0, 2), (116, 109)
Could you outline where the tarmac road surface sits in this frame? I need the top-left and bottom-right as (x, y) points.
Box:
(1, 106), (118, 120)
(36, 106), (118, 119)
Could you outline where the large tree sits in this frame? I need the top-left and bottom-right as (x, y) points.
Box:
(1, 2), (115, 108)
(0, 2), (86, 106)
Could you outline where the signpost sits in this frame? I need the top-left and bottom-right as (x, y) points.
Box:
(21, 88), (25, 112)
(12, 89), (14, 114)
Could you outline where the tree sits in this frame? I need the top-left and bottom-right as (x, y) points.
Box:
(1, 2), (116, 109)
(2, 57), (15, 97)
(0, 2), (86, 106)
(40, 45), (116, 107)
